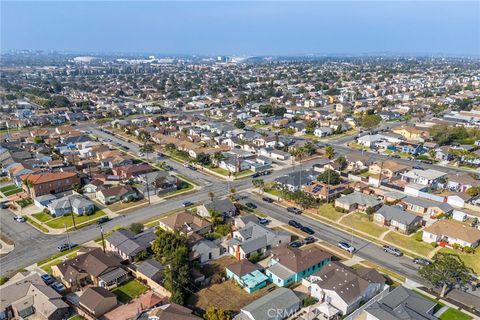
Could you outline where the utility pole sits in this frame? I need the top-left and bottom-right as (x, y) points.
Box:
(67, 197), (77, 230)
(100, 226), (106, 253)
(145, 173), (151, 204)
(65, 223), (71, 249)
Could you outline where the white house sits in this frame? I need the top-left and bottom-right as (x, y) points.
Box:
(422, 219), (480, 248)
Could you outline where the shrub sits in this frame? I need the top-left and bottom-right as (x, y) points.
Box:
(0, 277), (9, 285)
(248, 252), (263, 263)
(335, 207), (346, 213)
(463, 246), (474, 254)
(430, 242), (438, 248)
(414, 231), (423, 242)
(303, 296), (318, 307)
(452, 243), (461, 250)
(215, 224), (232, 236)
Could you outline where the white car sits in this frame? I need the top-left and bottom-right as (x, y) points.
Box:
(13, 215), (26, 223)
(338, 241), (356, 253)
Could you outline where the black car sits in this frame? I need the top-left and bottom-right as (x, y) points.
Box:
(260, 170), (272, 176)
(251, 173), (260, 178)
(303, 236), (316, 244)
(262, 197), (274, 203)
(301, 226), (315, 235)
(182, 201), (194, 207)
(97, 217), (110, 225)
(287, 207), (302, 215)
(288, 220), (302, 229)
(258, 218), (269, 225)
(289, 240), (303, 248)
(413, 258), (431, 266)
(245, 202), (257, 209)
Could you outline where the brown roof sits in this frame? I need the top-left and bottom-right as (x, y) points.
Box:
(159, 211), (211, 233)
(79, 286), (116, 311)
(99, 185), (134, 197)
(379, 160), (410, 172)
(145, 303), (200, 320)
(423, 220), (480, 244)
(103, 291), (165, 320)
(271, 245), (331, 273)
(20, 171), (77, 185)
(227, 259), (260, 277)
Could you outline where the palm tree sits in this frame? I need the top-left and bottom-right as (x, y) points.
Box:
(325, 145), (335, 160)
(23, 179), (33, 197)
(229, 187), (237, 201)
(140, 143), (154, 162)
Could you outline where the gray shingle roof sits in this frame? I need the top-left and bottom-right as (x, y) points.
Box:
(376, 205), (422, 226)
(241, 288), (300, 320)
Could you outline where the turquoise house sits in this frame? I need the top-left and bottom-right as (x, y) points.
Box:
(226, 259), (269, 293)
(265, 245), (331, 287)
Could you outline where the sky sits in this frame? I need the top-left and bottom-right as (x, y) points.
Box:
(1, 1), (479, 56)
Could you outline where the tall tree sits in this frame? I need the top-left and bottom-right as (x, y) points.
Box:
(325, 145), (335, 160)
(229, 187), (237, 201)
(208, 190), (215, 202)
(204, 307), (232, 320)
(140, 143), (154, 161)
(419, 252), (473, 297)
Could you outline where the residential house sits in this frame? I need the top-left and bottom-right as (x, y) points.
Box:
(302, 182), (348, 201)
(392, 126), (427, 140)
(112, 163), (153, 180)
(306, 261), (386, 316)
(197, 199), (237, 219)
(33, 194), (57, 209)
(258, 147), (290, 161)
(374, 205), (423, 234)
(274, 169), (318, 192)
(364, 286), (437, 320)
(234, 214), (260, 229)
(226, 259), (269, 293)
(422, 219), (480, 248)
(103, 291), (164, 320)
(20, 171), (80, 197)
(401, 169), (447, 187)
(79, 286), (117, 318)
(137, 303), (201, 320)
(158, 211), (212, 235)
(368, 160), (410, 180)
(314, 127), (333, 138)
(235, 287), (301, 320)
(335, 192), (382, 212)
(227, 221), (291, 260)
(47, 194), (95, 217)
(402, 196), (453, 219)
(136, 171), (178, 196)
(435, 146), (453, 161)
(266, 245), (331, 287)
(345, 153), (372, 171)
(83, 179), (104, 193)
(106, 228), (156, 262)
(51, 247), (128, 291)
(0, 272), (69, 320)
(136, 259), (164, 284)
(446, 173), (480, 192)
(96, 185), (137, 205)
(190, 239), (221, 264)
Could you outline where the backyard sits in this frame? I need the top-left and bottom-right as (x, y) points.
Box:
(44, 209), (107, 229)
(0, 185), (23, 197)
(383, 230), (434, 257)
(111, 279), (148, 303)
(340, 212), (388, 238)
(438, 308), (472, 320)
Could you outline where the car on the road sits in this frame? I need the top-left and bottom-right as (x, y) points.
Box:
(287, 207), (302, 215)
(260, 170), (272, 176)
(251, 172), (260, 178)
(303, 236), (316, 244)
(13, 215), (26, 223)
(51, 282), (66, 293)
(262, 197), (274, 203)
(289, 240), (303, 248)
(188, 165), (197, 171)
(41, 274), (54, 285)
(258, 218), (269, 225)
(383, 245), (403, 256)
(288, 220), (302, 229)
(245, 202), (257, 209)
(338, 241), (356, 253)
(300, 226), (315, 235)
(164, 165), (173, 171)
(1, 201), (10, 209)
(391, 154), (401, 159)
(57, 243), (72, 252)
(413, 258), (431, 266)
(97, 217), (110, 225)
(182, 201), (194, 207)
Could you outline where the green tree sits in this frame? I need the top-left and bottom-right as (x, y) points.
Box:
(229, 187), (237, 201)
(204, 307), (232, 320)
(129, 222), (144, 234)
(234, 119), (246, 129)
(208, 190), (215, 202)
(23, 179), (33, 197)
(292, 190), (317, 209)
(335, 156), (347, 170)
(140, 143), (154, 161)
(252, 179), (265, 193)
(209, 209), (223, 227)
(325, 145), (335, 160)
(419, 252), (473, 297)
(359, 114), (382, 129)
(196, 153), (211, 166)
(317, 170), (341, 185)
(33, 136), (44, 144)
(165, 143), (177, 152)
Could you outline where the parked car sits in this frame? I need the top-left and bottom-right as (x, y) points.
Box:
(383, 245), (403, 256)
(288, 220), (302, 229)
(289, 240), (303, 248)
(300, 226), (315, 235)
(97, 217), (110, 225)
(338, 241), (356, 253)
(182, 201), (194, 207)
(258, 218), (270, 225)
(41, 274), (54, 285)
(51, 282), (66, 293)
(303, 236), (316, 244)
(413, 258), (431, 266)
(57, 243), (72, 252)
(0, 201), (10, 209)
(13, 215), (26, 223)
(245, 202), (257, 209)
(287, 207), (302, 215)
(262, 197), (274, 203)
(251, 173), (260, 178)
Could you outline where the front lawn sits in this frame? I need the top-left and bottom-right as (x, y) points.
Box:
(32, 212), (53, 222)
(0, 185), (23, 196)
(438, 248), (480, 275)
(111, 279), (148, 303)
(316, 204), (344, 221)
(341, 212), (388, 238)
(210, 167), (230, 176)
(439, 308), (472, 320)
(40, 259), (62, 274)
(383, 231), (433, 257)
(16, 198), (33, 208)
(45, 210), (106, 229)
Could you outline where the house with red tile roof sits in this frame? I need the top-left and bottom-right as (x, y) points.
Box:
(20, 171), (79, 197)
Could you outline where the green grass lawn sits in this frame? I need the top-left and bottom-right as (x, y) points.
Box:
(16, 198), (33, 208)
(383, 231), (433, 257)
(438, 248), (480, 275)
(210, 167), (230, 176)
(45, 210), (106, 229)
(24, 216), (49, 233)
(111, 279), (148, 303)
(439, 308), (472, 320)
(341, 212), (388, 238)
(0, 185), (23, 196)
(32, 212), (53, 222)
(40, 259), (63, 274)
(317, 204), (344, 221)
(37, 246), (82, 266)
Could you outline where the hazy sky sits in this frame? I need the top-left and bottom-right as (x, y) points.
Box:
(1, 1), (479, 56)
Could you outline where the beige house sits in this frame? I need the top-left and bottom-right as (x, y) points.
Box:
(369, 160), (410, 180)
(422, 219), (480, 248)
(158, 211), (211, 235)
(79, 287), (117, 317)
